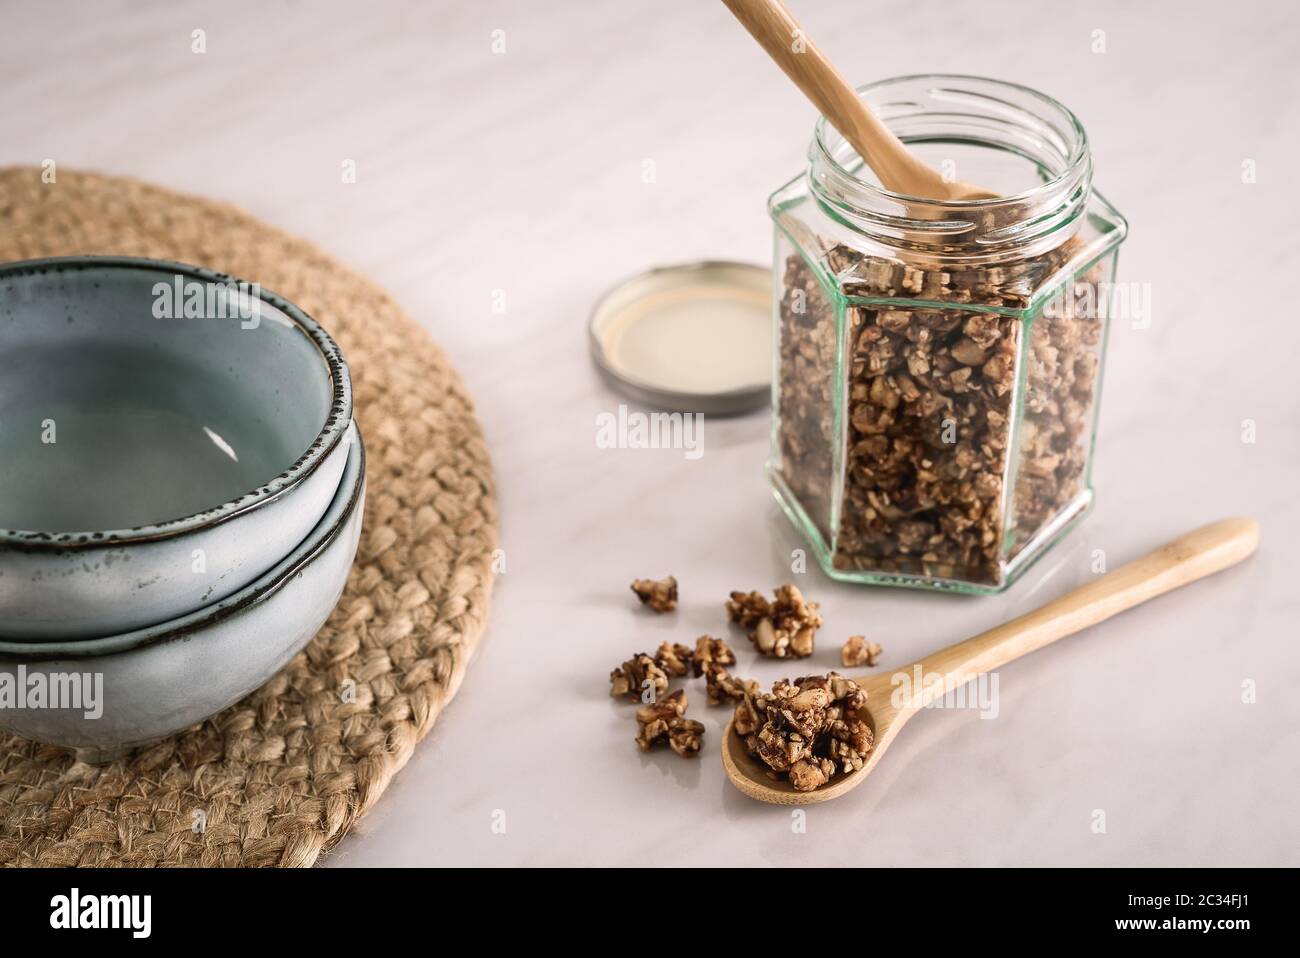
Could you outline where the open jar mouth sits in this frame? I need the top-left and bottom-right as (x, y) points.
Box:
(809, 74), (1092, 255)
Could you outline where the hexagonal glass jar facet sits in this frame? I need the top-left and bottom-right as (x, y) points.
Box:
(766, 76), (1128, 593)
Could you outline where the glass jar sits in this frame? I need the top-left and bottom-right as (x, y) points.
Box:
(768, 75), (1127, 593)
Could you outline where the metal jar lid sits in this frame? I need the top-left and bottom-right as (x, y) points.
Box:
(588, 261), (772, 416)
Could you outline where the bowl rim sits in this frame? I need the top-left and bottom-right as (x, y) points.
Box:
(0, 422), (365, 658)
(0, 254), (353, 551)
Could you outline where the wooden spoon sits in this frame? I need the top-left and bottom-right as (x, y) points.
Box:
(723, 518), (1260, 805)
(721, 0), (997, 202)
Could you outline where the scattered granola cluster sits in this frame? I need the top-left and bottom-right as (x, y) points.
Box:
(611, 581), (871, 787)
(611, 634), (751, 758)
(727, 584), (822, 658)
(635, 689), (705, 757)
(610, 638), (733, 698)
(630, 575), (678, 613)
(673, 634), (751, 705)
(734, 673), (874, 792)
(777, 236), (1106, 584)
(841, 635), (881, 668)
(612, 654), (705, 757)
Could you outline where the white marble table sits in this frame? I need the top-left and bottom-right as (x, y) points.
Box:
(4, 0), (1296, 866)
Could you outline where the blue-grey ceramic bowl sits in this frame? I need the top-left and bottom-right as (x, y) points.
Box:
(0, 422), (365, 762)
(0, 256), (353, 640)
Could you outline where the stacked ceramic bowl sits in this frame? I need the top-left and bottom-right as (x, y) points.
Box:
(0, 257), (365, 762)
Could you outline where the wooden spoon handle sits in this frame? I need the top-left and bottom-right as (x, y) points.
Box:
(905, 518), (1260, 710)
(720, 0), (935, 196)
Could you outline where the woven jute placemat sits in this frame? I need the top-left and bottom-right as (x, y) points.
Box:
(0, 167), (497, 866)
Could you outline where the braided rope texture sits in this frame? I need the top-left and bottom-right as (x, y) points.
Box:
(0, 168), (498, 866)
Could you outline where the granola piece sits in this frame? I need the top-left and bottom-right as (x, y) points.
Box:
(654, 641), (693, 678)
(704, 666), (758, 706)
(691, 634), (736, 677)
(828, 715), (873, 770)
(635, 689), (704, 757)
(754, 723), (805, 771)
(827, 672), (868, 712)
(752, 618), (781, 656)
(666, 719), (706, 757)
(748, 584), (822, 658)
(609, 653), (668, 702)
(636, 688), (687, 725)
(771, 584), (822, 656)
(949, 336), (989, 366)
(841, 635), (882, 668)
(738, 673), (873, 791)
(789, 757), (835, 792)
(725, 590), (771, 628)
(732, 692), (761, 736)
(767, 678), (832, 738)
(630, 575), (678, 613)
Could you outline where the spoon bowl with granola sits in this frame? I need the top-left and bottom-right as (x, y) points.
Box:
(722, 669), (899, 804)
(723, 518), (1259, 804)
